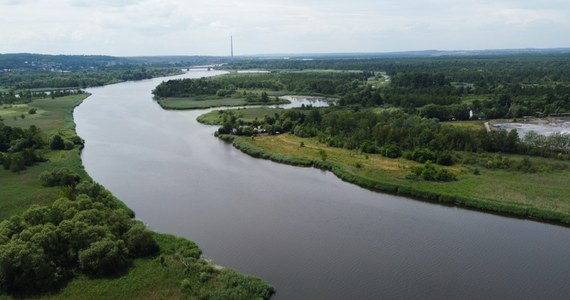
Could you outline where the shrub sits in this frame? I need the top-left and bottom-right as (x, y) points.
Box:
(408, 161), (457, 182)
(123, 222), (159, 257)
(409, 148), (436, 163)
(39, 168), (81, 187)
(8, 153), (25, 172)
(79, 238), (129, 277)
(380, 144), (401, 158)
(0, 240), (61, 293)
(49, 135), (65, 150)
(360, 141), (378, 154)
(436, 151), (454, 166)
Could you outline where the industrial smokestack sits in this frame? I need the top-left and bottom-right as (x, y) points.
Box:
(231, 36), (234, 59)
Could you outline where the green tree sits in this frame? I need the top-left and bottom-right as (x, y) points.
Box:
(50, 134), (65, 150)
(123, 222), (159, 257)
(0, 240), (60, 293)
(79, 238), (128, 277)
(260, 91), (269, 103)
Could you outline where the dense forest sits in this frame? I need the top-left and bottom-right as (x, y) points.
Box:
(0, 53), (229, 71)
(152, 71), (371, 98)
(172, 54), (570, 179)
(155, 54), (570, 119)
(215, 107), (569, 162)
(0, 68), (181, 90)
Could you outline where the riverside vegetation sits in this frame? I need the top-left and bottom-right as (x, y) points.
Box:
(185, 54), (570, 225)
(0, 64), (274, 299)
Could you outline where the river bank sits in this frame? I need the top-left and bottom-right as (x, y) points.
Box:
(218, 134), (570, 226)
(0, 83), (274, 298)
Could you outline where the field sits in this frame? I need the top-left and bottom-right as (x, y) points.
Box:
(1, 94), (86, 136)
(157, 96), (288, 110)
(230, 134), (570, 223)
(197, 107), (286, 125)
(0, 95), (89, 219)
(443, 120), (486, 131)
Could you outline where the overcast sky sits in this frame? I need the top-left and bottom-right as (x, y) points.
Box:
(1, 0), (569, 56)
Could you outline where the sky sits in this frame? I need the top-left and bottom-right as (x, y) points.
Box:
(1, 0), (569, 56)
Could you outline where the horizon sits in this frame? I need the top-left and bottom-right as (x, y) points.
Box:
(3, 47), (570, 59)
(1, 0), (569, 56)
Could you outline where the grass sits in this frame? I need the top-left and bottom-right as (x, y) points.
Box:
(0, 149), (88, 220)
(226, 133), (570, 225)
(157, 96), (288, 110)
(442, 120), (486, 131)
(0, 95), (90, 219)
(42, 234), (194, 300)
(1, 94), (85, 136)
(43, 233), (273, 300)
(197, 107), (286, 125)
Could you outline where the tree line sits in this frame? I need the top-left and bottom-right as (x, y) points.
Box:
(0, 68), (180, 90)
(216, 107), (570, 163)
(0, 89), (85, 105)
(152, 71), (370, 98)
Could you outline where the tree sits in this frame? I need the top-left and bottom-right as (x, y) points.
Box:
(39, 168), (81, 187)
(79, 238), (128, 277)
(260, 91), (269, 103)
(50, 134), (65, 150)
(123, 222), (159, 257)
(0, 240), (60, 293)
(9, 153), (25, 172)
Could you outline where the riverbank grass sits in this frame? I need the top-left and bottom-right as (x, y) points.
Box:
(197, 107), (286, 125)
(44, 233), (274, 300)
(231, 134), (570, 224)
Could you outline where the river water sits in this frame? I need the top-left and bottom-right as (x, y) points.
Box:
(74, 70), (570, 300)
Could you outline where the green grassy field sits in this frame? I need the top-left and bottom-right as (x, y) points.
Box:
(0, 95), (90, 219)
(197, 107), (286, 125)
(229, 134), (570, 224)
(442, 120), (486, 131)
(157, 96), (288, 110)
(0, 149), (88, 220)
(1, 94), (85, 135)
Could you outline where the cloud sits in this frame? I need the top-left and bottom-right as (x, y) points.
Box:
(0, 0), (569, 55)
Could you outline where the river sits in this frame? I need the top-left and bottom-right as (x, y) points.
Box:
(74, 70), (570, 299)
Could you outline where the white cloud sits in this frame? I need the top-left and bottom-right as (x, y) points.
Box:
(0, 0), (569, 55)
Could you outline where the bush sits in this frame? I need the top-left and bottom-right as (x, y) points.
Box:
(408, 161), (457, 182)
(436, 151), (454, 166)
(123, 222), (159, 257)
(380, 144), (401, 158)
(79, 238), (129, 277)
(8, 153), (25, 172)
(40, 168), (81, 187)
(360, 141), (378, 154)
(0, 240), (60, 293)
(408, 148), (436, 163)
(49, 135), (65, 150)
